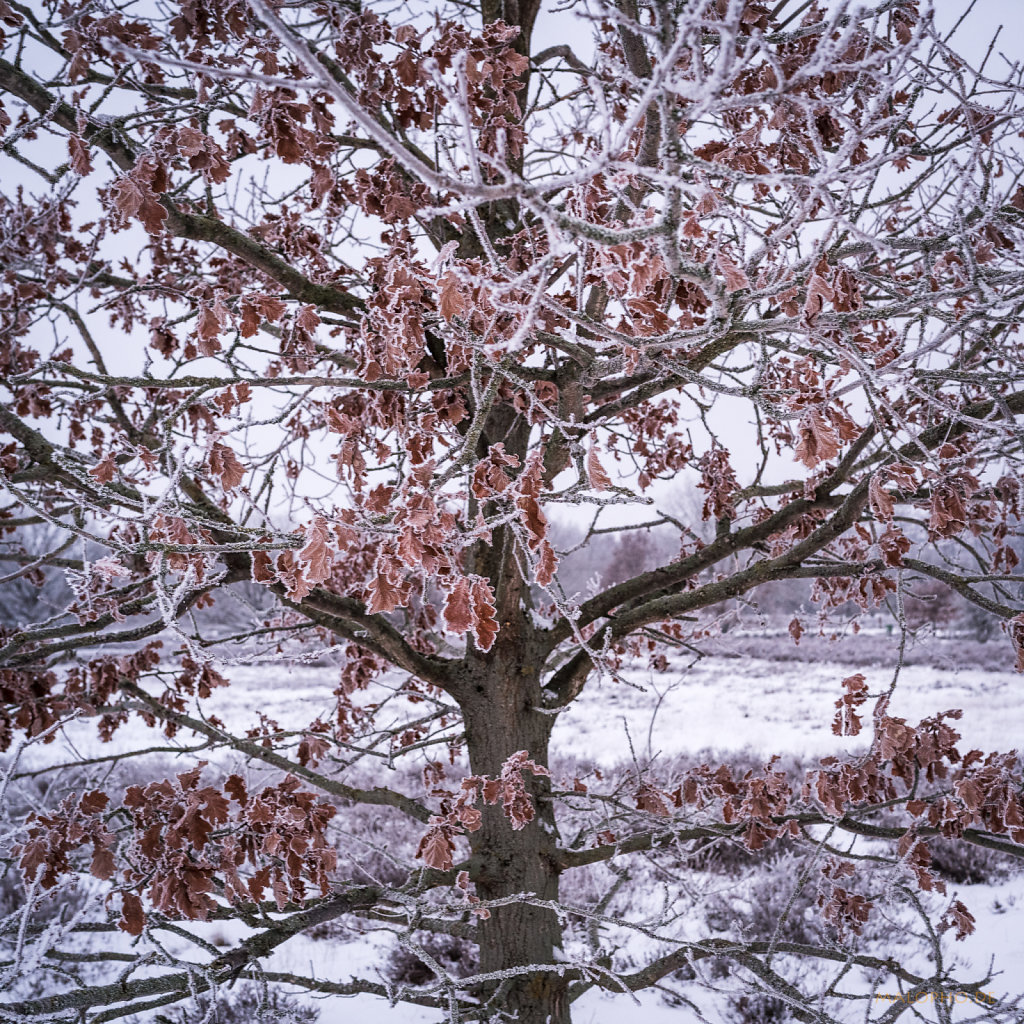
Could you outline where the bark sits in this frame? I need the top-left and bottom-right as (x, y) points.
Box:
(461, 637), (569, 1024)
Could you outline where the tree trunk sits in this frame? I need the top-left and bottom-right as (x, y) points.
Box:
(461, 649), (569, 1024)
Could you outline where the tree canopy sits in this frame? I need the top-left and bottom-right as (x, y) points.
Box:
(2, 0), (1024, 1021)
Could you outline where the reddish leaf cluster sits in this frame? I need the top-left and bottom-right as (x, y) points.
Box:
(832, 673), (868, 737)
(18, 764), (337, 935)
(597, 690), (1024, 935)
(16, 790), (114, 890)
(815, 859), (872, 939)
(442, 575), (499, 652)
(0, 667), (61, 751)
(416, 751), (550, 870)
(1, 644), (163, 750)
(697, 446), (739, 520)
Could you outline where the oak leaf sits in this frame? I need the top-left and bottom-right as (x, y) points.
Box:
(90, 454), (117, 484)
(209, 442), (245, 491)
(416, 825), (455, 871)
(939, 899), (976, 941)
(444, 577), (473, 635)
(240, 300), (261, 338)
(804, 269), (835, 321)
(196, 303), (223, 357)
(868, 472), (894, 520)
(298, 516), (334, 586)
(90, 844), (115, 880)
(586, 443), (612, 491)
(119, 892), (146, 936)
(438, 270), (468, 321)
(832, 673), (868, 736)
(366, 569), (404, 614)
(295, 304), (321, 332)
(635, 782), (671, 817)
(716, 252), (749, 292)
(795, 410), (840, 468)
(535, 540), (557, 587)
(470, 579), (498, 652)
(68, 134), (92, 175)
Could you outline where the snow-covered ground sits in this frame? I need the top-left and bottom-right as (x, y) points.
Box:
(8, 651), (1024, 1022)
(31, 649), (1023, 769)
(557, 655), (1024, 761)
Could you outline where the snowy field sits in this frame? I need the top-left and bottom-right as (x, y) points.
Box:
(9, 648), (1024, 1023)
(32, 645), (1024, 767)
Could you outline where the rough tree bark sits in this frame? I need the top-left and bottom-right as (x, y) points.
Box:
(464, 674), (568, 1024)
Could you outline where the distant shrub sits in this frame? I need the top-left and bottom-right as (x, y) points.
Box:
(385, 931), (478, 987)
(703, 863), (822, 950)
(730, 992), (793, 1024)
(928, 838), (1020, 886)
(161, 986), (319, 1023)
(0, 867), (89, 929)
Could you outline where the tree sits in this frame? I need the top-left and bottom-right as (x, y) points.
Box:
(2, 0), (1024, 1020)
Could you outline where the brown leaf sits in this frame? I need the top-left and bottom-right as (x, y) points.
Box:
(209, 442), (245, 491)
(90, 454), (117, 484)
(277, 551), (312, 601)
(586, 444), (613, 491)
(535, 540), (557, 587)
(416, 825), (454, 871)
(803, 270), (835, 321)
(831, 266), (861, 312)
(635, 782), (671, 817)
(256, 294), (288, 322)
(240, 300), (261, 338)
(438, 271), (468, 321)
(90, 844), (115, 880)
(149, 322), (178, 356)
(79, 790), (110, 814)
(832, 673), (867, 736)
(517, 493), (547, 549)
(196, 303), (222, 357)
(928, 480), (968, 538)
(298, 516), (333, 586)
(225, 774), (248, 804)
(470, 580), (498, 652)
(939, 899), (976, 941)
(868, 472), (894, 520)
(366, 569), (404, 614)
(111, 175), (144, 219)
(119, 891), (146, 936)
(795, 410), (840, 468)
(878, 526), (910, 567)
(196, 664), (227, 699)
(893, 10), (914, 45)
(698, 446), (738, 519)
(252, 544), (274, 584)
(111, 156), (170, 234)
(716, 252), (749, 292)
(295, 304), (321, 332)
(471, 444), (519, 498)
(68, 135), (92, 175)
(444, 577), (473, 635)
